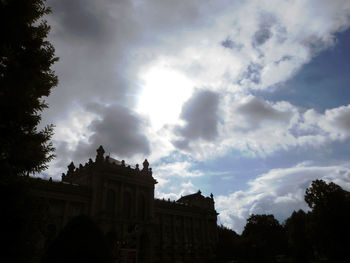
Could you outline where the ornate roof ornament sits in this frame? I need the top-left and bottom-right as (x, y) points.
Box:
(143, 159), (149, 171)
(68, 162), (75, 173)
(96, 145), (105, 162)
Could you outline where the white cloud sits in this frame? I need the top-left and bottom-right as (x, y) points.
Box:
(171, 94), (301, 159)
(216, 164), (350, 233)
(152, 160), (203, 200)
(294, 105), (350, 143)
(319, 106), (350, 139)
(170, 89), (350, 161)
(153, 161), (204, 179)
(43, 0), (350, 169)
(42, 1), (350, 236)
(155, 179), (197, 201)
(133, 0), (350, 161)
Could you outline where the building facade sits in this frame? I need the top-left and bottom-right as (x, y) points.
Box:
(29, 146), (218, 263)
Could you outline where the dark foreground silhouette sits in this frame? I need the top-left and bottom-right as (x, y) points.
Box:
(2, 174), (350, 263)
(41, 215), (113, 263)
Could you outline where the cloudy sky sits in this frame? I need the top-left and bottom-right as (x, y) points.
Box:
(41, 0), (350, 233)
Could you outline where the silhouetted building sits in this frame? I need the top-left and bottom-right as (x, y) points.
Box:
(29, 146), (218, 263)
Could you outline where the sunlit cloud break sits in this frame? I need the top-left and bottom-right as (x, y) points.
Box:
(42, 0), (350, 232)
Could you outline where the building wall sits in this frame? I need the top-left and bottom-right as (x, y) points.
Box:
(29, 146), (217, 263)
(153, 199), (217, 263)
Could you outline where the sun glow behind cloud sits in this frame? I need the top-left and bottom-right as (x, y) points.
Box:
(136, 66), (195, 130)
(44, 0), (350, 233)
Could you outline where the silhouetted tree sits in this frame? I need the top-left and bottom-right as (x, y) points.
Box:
(0, 1), (57, 262)
(216, 224), (241, 262)
(0, 0), (57, 176)
(284, 210), (312, 263)
(305, 179), (343, 209)
(305, 180), (350, 261)
(242, 214), (287, 262)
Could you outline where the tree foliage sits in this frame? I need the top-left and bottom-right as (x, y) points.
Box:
(305, 179), (343, 209)
(0, 1), (57, 261)
(0, 0), (58, 175)
(284, 210), (312, 262)
(242, 214), (287, 262)
(214, 180), (350, 262)
(216, 224), (240, 261)
(304, 179), (350, 261)
(243, 214), (284, 239)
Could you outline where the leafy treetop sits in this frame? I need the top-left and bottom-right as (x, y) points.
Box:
(305, 179), (344, 209)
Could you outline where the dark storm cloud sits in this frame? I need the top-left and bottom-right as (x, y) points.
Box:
(237, 97), (292, 127)
(252, 13), (276, 47)
(174, 90), (219, 149)
(72, 103), (150, 163)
